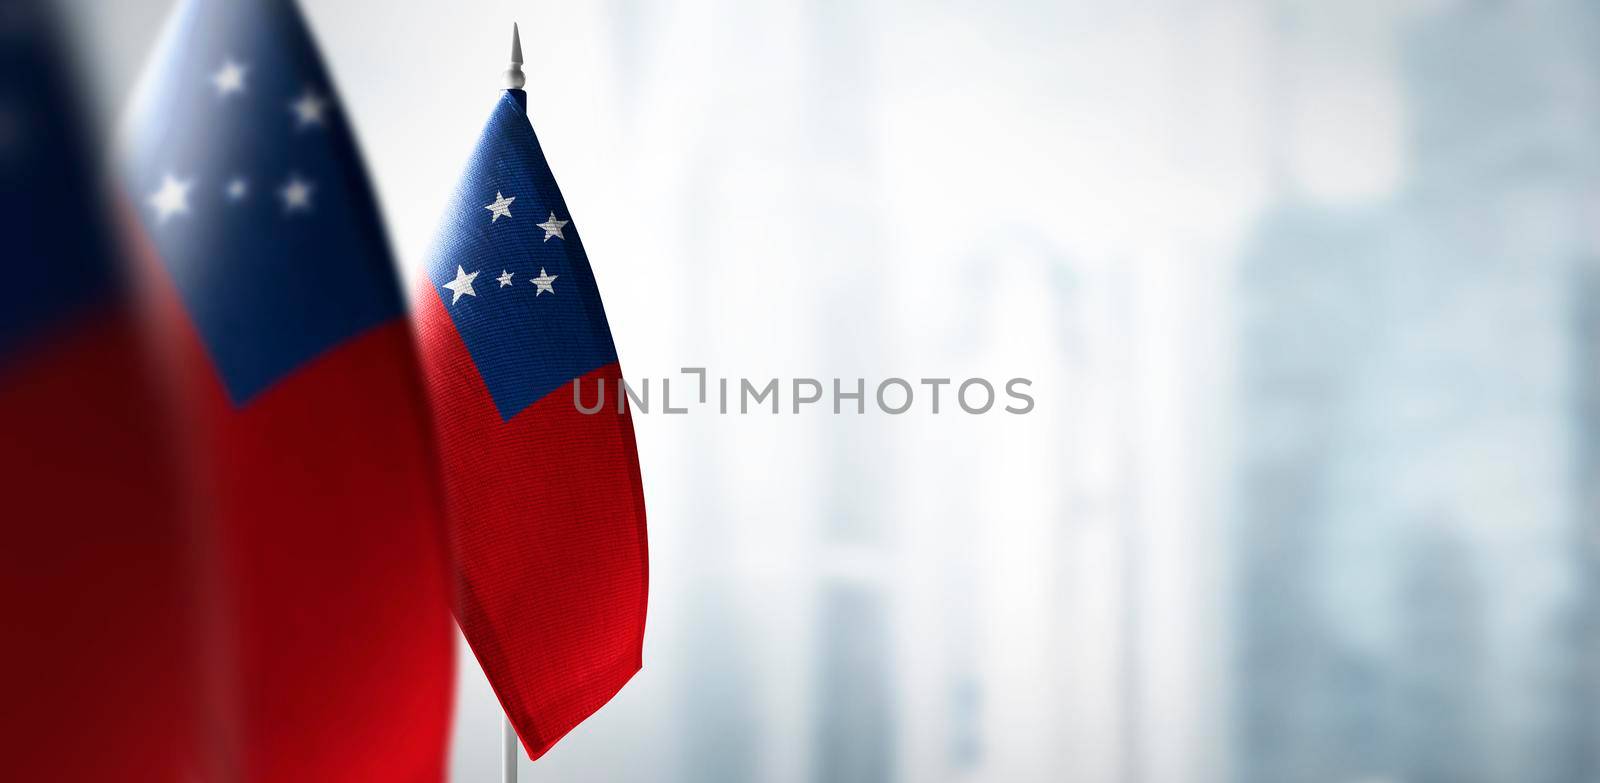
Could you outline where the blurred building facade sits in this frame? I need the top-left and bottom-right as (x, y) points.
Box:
(1233, 1), (1600, 781)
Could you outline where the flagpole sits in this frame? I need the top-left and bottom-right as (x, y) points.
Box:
(505, 23), (526, 90)
(498, 23), (526, 783)
(502, 713), (520, 783)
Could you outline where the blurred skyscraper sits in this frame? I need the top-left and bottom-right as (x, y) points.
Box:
(806, 1), (897, 781)
(1233, 1), (1600, 781)
(1561, 261), (1600, 782)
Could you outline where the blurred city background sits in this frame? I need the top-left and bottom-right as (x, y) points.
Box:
(44, 0), (1600, 780)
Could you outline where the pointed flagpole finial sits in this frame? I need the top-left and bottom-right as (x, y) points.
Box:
(504, 23), (526, 90)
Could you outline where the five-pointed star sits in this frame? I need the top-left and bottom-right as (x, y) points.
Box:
(530, 267), (558, 295)
(484, 191), (515, 222)
(212, 59), (247, 96)
(290, 90), (328, 128)
(225, 177), (248, 201)
(148, 174), (192, 224)
(279, 175), (314, 212)
(444, 265), (479, 304)
(496, 269), (515, 288)
(537, 212), (569, 242)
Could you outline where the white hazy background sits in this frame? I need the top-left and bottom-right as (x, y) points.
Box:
(62, 1), (1600, 781)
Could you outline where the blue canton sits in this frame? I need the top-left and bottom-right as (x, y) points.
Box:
(123, 0), (403, 404)
(0, 2), (118, 358)
(427, 91), (619, 421)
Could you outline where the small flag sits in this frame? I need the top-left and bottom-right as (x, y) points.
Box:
(0, 2), (209, 780)
(416, 79), (649, 756)
(120, 0), (454, 778)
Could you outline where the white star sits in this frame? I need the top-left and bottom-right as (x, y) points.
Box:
(225, 177), (248, 201)
(148, 174), (192, 224)
(484, 191), (515, 222)
(289, 90), (328, 128)
(211, 59), (247, 96)
(443, 265), (479, 305)
(496, 269), (514, 288)
(279, 175), (313, 212)
(530, 267), (558, 295)
(537, 212), (569, 242)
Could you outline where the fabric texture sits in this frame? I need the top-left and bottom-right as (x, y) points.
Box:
(120, 0), (455, 779)
(417, 89), (649, 760)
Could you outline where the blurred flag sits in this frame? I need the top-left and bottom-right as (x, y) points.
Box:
(415, 79), (649, 756)
(0, 2), (208, 780)
(119, 0), (453, 779)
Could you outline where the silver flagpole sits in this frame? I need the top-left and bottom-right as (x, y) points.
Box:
(502, 713), (520, 783)
(499, 25), (525, 783)
(505, 22), (526, 91)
